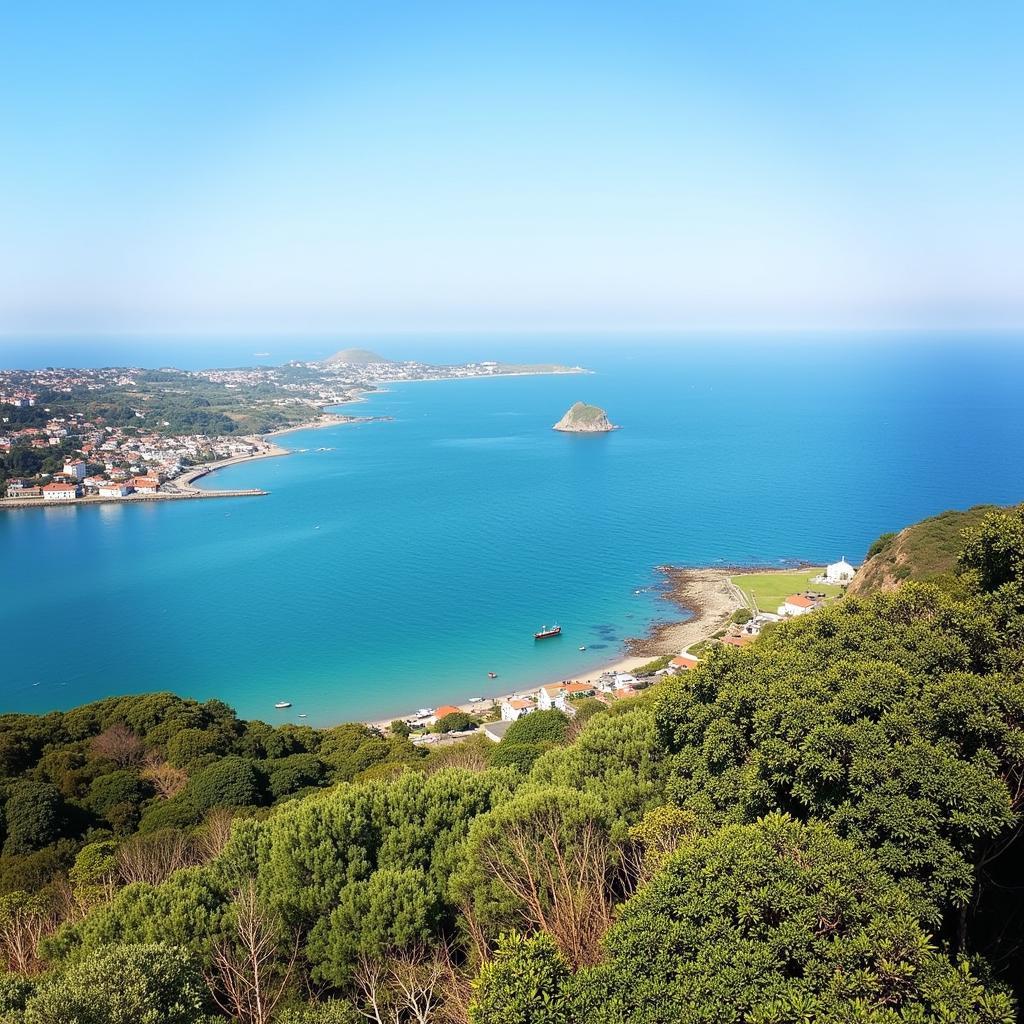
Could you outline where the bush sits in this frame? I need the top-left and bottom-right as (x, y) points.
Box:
(432, 712), (475, 733)
(730, 607), (752, 624)
(3, 781), (65, 856)
(21, 942), (211, 1024)
(186, 757), (264, 813)
(503, 710), (567, 746)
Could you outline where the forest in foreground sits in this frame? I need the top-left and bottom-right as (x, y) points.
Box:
(1, 505), (1023, 1023)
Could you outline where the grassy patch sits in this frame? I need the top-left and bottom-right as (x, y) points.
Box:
(731, 568), (843, 614)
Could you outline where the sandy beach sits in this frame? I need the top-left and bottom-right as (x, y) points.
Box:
(366, 565), (762, 730)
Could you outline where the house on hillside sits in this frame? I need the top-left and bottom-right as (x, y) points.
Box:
(670, 653), (700, 672)
(500, 697), (536, 721)
(743, 612), (781, 636)
(778, 594), (820, 617)
(429, 705), (462, 725)
(825, 557), (856, 583)
(538, 682), (595, 712)
(483, 720), (513, 743)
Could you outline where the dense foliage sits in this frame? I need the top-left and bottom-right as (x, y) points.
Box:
(0, 506), (1022, 1023)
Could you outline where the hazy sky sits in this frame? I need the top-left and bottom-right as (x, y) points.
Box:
(2, 1), (1022, 333)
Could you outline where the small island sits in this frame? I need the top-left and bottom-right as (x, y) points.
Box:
(552, 401), (618, 433)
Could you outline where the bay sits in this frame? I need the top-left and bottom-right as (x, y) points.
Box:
(3, 334), (1023, 724)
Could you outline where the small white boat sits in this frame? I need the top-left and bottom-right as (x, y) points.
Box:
(274, 701), (292, 709)
(469, 695), (483, 702)
(297, 713), (307, 718)
(416, 708), (434, 717)
(579, 645), (587, 651)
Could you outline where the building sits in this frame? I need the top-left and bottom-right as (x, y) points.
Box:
(42, 482), (80, 501)
(743, 612), (781, 636)
(722, 633), (754, 649)
(500, 697), (536, 721)
(538, 682), (596, 712)
(825, 557), (856, 583)
(482, 720), (514, 743)
(128, 476), (160, 494)
(98, 482), (131, 498)
(63, 460), (87, 481)
(429, 704), (463, 725)
(670, 653), (700, 671)
(778, 594), (819, 617)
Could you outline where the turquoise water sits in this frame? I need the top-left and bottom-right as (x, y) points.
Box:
(3, 336), (1024, 724)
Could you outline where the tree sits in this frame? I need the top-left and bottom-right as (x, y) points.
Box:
(3, 781), (65, 856)
(186, 757), (264, 813)
(21, 942), (212, 1024)
(433, 712), (475, 734)
(89, 724), (145, 767)
(206, 881), (298, 1024)
(469, 932), (572, 1024)
(572, 815), (1016, 1024)
(503, 710), (568, 746)
(959, 506), (1024, 592)
(457, 788), (619, 967)
(141, 753), (189, 799)
(86, 770), (152, 831)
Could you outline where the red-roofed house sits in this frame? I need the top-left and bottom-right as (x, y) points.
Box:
(430, 705), (463, 724)
(722, 633), (754, 649)
(670, 653), (700, 671)
(778, 594), (819, 617)
(42, 482), (80, 501)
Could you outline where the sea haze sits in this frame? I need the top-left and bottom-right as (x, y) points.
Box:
(3, 335), (1023, 724)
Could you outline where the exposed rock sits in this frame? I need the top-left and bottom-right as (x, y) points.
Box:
(552, 401), (618, 433)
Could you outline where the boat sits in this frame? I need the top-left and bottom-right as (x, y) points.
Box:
(534, 625), (562, 640)
(274, 701), (292, 709)
(579, 645), (587, 651)
(488, 671), (498, 679)
(469, 695), (483, 702)
(416, 708), (434, 717)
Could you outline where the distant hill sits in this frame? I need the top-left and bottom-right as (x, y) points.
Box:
(848, 504), (1000, 595)
(322, 348), (392, 366)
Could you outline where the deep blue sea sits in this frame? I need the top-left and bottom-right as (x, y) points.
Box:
(3, 334), (1023, 724)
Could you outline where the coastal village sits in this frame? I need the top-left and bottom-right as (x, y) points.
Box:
(402, 556), (859, 746)
(0, 352), (584, 506)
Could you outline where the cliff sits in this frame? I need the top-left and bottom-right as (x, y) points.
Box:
(552, 401), (617, 433)
(847, 503), (998, 595)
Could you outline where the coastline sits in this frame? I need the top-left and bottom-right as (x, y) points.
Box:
(364, 565), (762, 731)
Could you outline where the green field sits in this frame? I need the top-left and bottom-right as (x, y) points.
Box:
(731, 568), (843, 614)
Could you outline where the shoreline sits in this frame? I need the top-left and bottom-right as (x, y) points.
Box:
(363, 564), (774, 731)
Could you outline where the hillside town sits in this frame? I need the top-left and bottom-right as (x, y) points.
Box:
(0, 353), (583, 504)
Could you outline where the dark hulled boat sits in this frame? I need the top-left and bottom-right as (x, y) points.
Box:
(534, 625), (562, 639)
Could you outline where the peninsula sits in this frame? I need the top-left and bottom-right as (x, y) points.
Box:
(552, 400), (618, 432)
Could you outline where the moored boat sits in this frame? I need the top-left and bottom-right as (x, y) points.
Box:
(274, 701), (292, 709)
(534, 625), (562, 639)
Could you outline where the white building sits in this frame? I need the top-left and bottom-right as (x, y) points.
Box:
(500, 697), (536, 721)
(825, 557), (856, 583)
(98, 482), (130, 497)
(63, 460), (87, 481)
(538, 683), (596, 712)
(42, 482), (80, 501)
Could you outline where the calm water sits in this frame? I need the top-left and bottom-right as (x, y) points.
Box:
(3, 336), (1023, 724)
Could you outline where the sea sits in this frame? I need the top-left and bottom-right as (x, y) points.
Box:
(3, 332), (1023, 725)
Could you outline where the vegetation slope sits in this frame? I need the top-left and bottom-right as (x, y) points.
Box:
(849, 503), (1000, 595)
(1, 506), (1023, 1024)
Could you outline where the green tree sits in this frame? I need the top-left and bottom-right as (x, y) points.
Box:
(22, 943), (212, 1024)
(433, 712), (475, 734)
(572, 815), (1016, 1024)
(186, 757), (264, 813)
(3, 781), (65, 856)
(469, 932), (573, 1024)
(503, 710), (568, 746)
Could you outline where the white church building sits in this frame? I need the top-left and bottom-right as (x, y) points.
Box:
(825, 557), (856, 584)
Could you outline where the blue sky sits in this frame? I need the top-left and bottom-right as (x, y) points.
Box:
(1, 1), (1022, 333)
